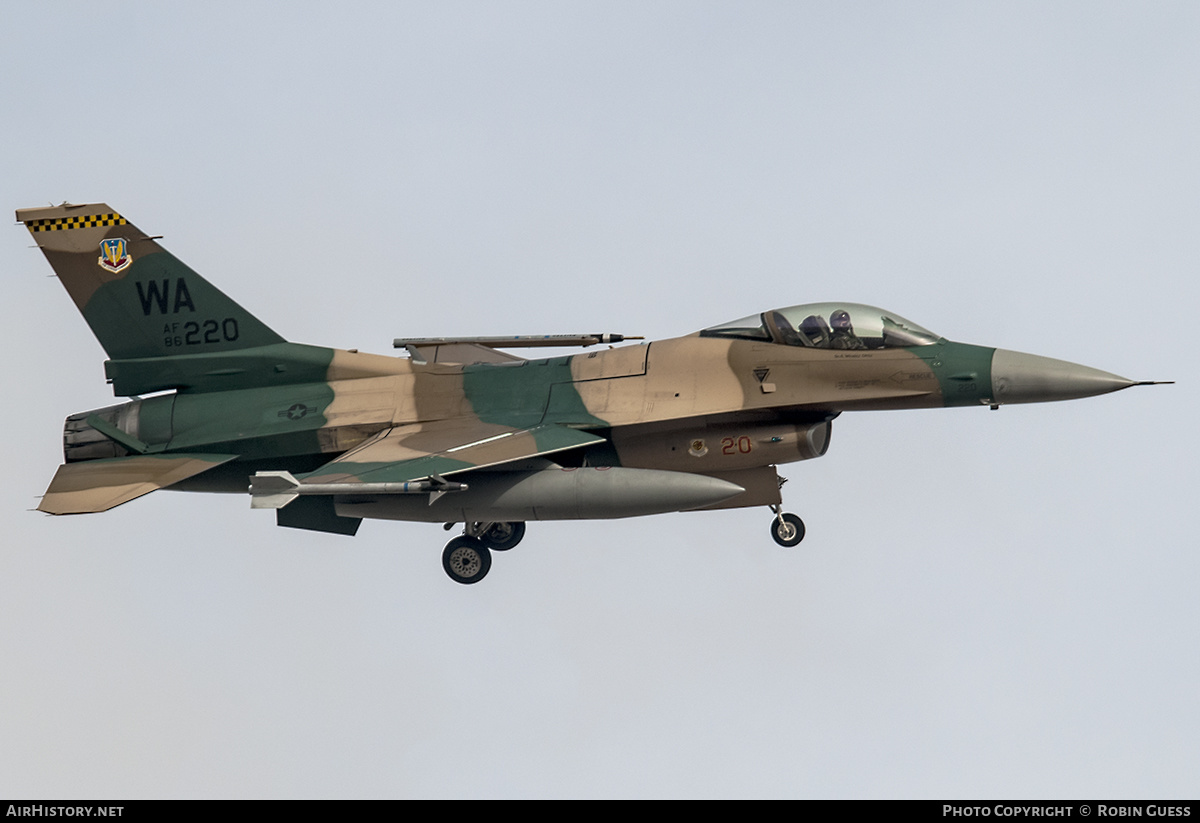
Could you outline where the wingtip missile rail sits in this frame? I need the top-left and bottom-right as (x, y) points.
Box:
(392, 333), (644, 350)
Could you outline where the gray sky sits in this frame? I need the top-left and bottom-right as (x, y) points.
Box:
(1, 1), (1195, 798)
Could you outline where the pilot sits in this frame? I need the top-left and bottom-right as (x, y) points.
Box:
(829, 309), (867, 350)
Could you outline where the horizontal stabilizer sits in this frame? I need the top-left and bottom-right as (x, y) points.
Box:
(39, 453), (238, 515)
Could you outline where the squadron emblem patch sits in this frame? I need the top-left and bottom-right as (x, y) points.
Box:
(688, 439), (708, 457)
(98, 238), (132, 273)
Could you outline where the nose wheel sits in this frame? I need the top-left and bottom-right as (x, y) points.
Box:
(769, 508), (805, 547)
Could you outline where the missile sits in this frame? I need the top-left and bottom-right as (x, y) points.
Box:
(249, 470), (467, 510)
(393, 333), (643, 349)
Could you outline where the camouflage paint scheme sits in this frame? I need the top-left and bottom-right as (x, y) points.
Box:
(21, 203), (1152, 579)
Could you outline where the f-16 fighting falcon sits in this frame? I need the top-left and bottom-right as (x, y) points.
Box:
(19, 203), (1169, 583)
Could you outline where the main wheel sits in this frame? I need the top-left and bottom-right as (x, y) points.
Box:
(442, 536), (492, 584)
(770, 512), (805, 547)
(480, 521), (525, 551)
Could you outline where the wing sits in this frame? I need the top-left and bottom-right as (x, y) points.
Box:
(39, 453), (238, 514)
(299, 419), (606, 485)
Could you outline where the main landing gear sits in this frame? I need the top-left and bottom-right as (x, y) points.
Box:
(769, 505), (805, 548)
(439, 509), (803, 583)
(440, 521), (527, 584)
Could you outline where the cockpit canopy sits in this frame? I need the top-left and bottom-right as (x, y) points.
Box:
(699, 302), (941, 350)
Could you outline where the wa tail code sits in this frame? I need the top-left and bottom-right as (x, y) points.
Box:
(136, 277), (195, 315)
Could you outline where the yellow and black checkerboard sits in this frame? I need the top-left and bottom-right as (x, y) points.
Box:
(24, 213), (127, 233)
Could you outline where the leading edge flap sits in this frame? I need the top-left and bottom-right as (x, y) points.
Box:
(299, 420), (606, 486)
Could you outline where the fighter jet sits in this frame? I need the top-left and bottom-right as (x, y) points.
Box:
(20, 203), (1168, 584)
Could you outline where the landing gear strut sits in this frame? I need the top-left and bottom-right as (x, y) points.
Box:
(440, 521), (526, 583)
(769, 505), (805, 547)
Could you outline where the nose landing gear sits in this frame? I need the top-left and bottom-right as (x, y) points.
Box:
(769, 506), (805, 547)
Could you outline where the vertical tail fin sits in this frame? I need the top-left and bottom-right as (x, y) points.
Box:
(18, 203), (285, 360)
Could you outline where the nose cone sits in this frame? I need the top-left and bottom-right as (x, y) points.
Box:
(991, 349), (1136, 405)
